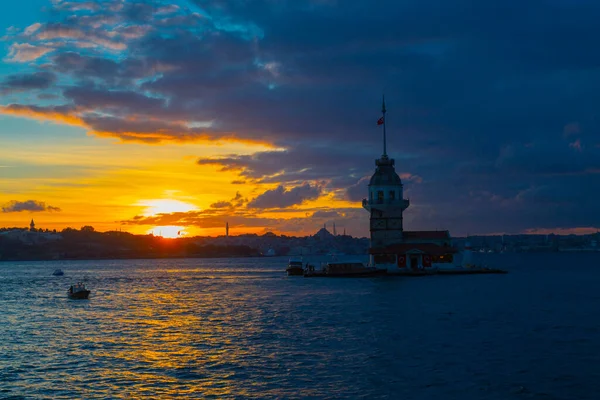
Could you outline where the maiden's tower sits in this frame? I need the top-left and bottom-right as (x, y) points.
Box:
(363, 98), (456, 273)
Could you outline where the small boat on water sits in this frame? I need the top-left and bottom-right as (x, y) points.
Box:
(304, 260), (387, 278)
(67, 282), (90, 300)
(286, 257), (305, 276)
(52, 269), (64, 276)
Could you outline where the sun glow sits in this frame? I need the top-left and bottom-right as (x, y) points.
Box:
(139, 199), (198, 216)
(148, 225), (186, 238)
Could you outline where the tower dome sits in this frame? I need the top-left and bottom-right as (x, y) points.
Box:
(369, 156), (402, 186)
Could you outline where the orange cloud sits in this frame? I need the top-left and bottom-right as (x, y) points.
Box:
(0, 104), (86, 127)
(36, 25), (127, 50)
(0, 104), (276, 146)
(5, 43), (54, 62)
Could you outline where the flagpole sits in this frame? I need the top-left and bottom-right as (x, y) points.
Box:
(382, 95), (387, 157)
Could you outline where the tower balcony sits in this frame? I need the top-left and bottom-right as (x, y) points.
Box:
(362, 198), (410, 212)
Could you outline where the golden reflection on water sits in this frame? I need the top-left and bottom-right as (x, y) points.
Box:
(86, 278), (264, 398)
(0, 259), (363, 399)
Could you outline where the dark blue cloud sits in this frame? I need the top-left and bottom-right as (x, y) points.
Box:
(312, 210), (341, 219)
(197, 145), (375, 186)
(248, 184), (321, 209)
(0, 71), (56, 93)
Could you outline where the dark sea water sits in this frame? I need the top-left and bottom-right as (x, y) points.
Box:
(1, 253), (600, 399)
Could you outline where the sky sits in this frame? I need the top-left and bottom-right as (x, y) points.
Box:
(1, 0), (599, 238)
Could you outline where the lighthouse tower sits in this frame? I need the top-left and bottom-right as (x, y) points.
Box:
(362, 97), (410, 249)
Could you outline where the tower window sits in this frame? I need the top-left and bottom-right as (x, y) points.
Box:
(377, 191), (384, 203)
(389, 190), (395, 200)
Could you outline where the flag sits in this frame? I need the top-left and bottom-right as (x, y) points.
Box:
(377, 116), (384, 125)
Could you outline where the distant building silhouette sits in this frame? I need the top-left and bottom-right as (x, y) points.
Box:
(315, 227), (334, 241)
(30, 219), (35, 232)
(226, 222), (229, 238)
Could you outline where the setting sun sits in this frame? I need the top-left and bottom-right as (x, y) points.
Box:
(147, 226), (187, 238)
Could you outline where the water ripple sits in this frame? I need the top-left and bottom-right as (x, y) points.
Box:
(1, 254), (600, 399)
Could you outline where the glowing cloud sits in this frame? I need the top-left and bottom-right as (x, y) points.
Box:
(139, 199), (198, 216)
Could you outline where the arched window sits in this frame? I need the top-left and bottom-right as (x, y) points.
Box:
(389, 190), (395, 200)
(377, 191), (384, 203)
